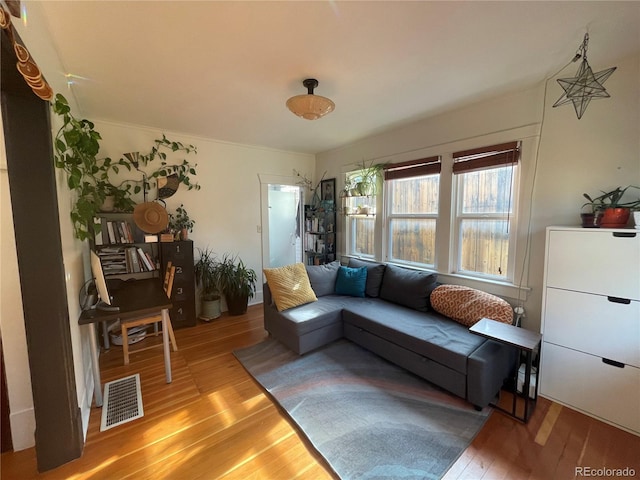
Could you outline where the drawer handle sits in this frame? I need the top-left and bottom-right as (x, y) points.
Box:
(612, 232), (636, 238)
(607, 296), (631, 304)
(602, 358), (625, 368)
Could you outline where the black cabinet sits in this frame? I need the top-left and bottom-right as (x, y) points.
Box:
(160, 241), (196, 328)
(91, 213), (197, 329)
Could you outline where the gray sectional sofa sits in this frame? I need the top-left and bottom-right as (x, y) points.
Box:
(263, 259), (516, 409)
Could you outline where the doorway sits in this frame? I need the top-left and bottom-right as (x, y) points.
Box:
(260, 180), (304, 269)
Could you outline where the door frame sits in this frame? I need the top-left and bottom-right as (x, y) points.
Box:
(258, 174), (304, 271)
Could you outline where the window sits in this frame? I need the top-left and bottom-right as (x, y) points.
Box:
(345, 140), (522, 290)
(344, 171), (376, 257)
(384, 157), (440, 267)
(452, 142), (520, 280)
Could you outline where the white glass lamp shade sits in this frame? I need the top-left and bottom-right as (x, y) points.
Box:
(286, 94), (335, 120)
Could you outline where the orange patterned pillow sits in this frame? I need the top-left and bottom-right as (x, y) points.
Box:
(430, 285), (513, 326)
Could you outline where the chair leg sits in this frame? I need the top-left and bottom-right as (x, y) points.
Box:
(167, 320), (178, 352)
(122, 324), (130, 365)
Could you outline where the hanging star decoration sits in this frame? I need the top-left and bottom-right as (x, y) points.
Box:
(553, 33), (617, 119)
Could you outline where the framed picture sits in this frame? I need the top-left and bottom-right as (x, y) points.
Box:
(321, 178), (336, 204)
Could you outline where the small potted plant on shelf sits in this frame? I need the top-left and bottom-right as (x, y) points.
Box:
(582, 185), (640, 228)
(169, 204), (194, 240)
(216, 253), (257, 316)
(194, 247), (221, 321)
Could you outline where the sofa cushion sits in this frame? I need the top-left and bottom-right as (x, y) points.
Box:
(430, 284), (513, 326)
(378, 264), (437, 312)
(263, 263), (317, 311)
(335, 266), (367, 297)
(306, 261), (340, 297)
(273, 295), (350, 336)
(348, 258), (386, 297)
(342, 299), (486, 375)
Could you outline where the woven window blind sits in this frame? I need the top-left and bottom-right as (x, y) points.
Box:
(452, 141), (520, 174)
(383, 156), (441, 180)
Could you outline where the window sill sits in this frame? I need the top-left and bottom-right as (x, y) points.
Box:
(432, 272), (529, 301)
(342, 256), (529, 301)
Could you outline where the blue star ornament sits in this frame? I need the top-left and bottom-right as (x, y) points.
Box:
(553, 58), (617, 119)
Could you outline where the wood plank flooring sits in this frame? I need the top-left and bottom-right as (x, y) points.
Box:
(2, 305), (639, 479)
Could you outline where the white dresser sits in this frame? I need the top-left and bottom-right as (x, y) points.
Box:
(540, 226), (640, 435)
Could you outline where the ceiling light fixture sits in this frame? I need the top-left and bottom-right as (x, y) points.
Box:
(552, 33), (617, 120)
(286, 78), (335, 120)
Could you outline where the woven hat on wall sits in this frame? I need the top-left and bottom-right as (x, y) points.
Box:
(133, 202), (169, 234)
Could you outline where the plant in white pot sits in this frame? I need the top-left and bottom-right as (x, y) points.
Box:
(194, 247), (221, 321)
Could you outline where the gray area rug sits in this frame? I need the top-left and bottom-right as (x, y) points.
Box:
(234, 338), (491, 479)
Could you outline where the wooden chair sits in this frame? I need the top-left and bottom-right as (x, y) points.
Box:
(121, 262), (178, 365)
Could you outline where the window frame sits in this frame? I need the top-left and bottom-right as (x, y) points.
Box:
(450, 141), (521, 282)
(344, 170), (377, 258)
(451, 162), (520, 282)
(384, 172), (440, 269)
(340, 131), (533, 299)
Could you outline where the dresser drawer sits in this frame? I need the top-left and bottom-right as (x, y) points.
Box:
(540, 342), (640, 435)
(161, 241), (192, 261)
(545, 229), (639, 299)
(543, 288), (640, 367)
(169, 300), (196, 328)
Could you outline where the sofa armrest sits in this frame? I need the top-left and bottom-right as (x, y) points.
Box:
(467, 340), (517, 408)
(263, 282), (272, 305)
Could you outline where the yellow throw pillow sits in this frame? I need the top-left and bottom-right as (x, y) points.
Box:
(430, 284), (513, 326)
(263, 263), (318, 312)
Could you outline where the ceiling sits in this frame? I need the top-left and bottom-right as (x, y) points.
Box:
(34, 1), (640, 155)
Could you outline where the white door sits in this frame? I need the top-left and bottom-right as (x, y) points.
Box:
(261, 182), (303, 269)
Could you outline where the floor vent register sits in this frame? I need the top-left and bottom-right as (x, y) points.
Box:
(100, 373), (144, 431)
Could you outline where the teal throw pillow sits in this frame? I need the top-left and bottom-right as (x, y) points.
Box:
(335, 266), (367, 298)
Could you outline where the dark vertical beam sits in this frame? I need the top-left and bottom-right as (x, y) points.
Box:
(1, 31), (83, 470)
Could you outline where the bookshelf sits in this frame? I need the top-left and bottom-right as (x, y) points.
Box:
(304, 201), (336, 265)
(91, 213), (159, 280)
(91, 212), (196, 328)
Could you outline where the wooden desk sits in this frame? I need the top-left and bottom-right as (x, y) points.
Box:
(469, 318), (542, 422)
(79, 278), (173, 407)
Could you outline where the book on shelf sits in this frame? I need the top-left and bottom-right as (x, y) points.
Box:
(126, 247), (141, 273)
(106, 222), (117, 244)
(116, 222), (125, 243)
(123, 222), (135, 243)
(93, 217), (104, 246)
(144, 251), (157, 270)
(137, 247), (155, 271)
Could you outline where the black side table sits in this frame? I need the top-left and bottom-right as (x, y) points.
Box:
(469, 317), (542, 423)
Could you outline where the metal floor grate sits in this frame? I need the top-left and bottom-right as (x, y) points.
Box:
(100, 373), (144, 431)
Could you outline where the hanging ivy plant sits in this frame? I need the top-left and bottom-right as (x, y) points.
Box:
(52, 94), (201, 241)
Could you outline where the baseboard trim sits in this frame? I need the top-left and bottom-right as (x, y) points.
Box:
(9, 407), (35, 451)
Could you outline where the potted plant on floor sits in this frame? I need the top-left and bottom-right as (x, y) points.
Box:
(217, 253), (257, 316)
(194, 247), (221, 321)
(582, 185), (640, 228)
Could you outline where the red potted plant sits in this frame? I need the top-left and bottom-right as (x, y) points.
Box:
(582, 186), (640, 228)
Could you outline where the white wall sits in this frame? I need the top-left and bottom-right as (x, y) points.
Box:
(317, 51), (640, 333)
(93, 120), (315, 309)
(0, 112), (36, 450)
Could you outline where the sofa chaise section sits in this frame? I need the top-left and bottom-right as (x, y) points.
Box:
(262, 260), (517, 408)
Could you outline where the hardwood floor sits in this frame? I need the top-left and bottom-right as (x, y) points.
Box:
(2, 305), (639, 479)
